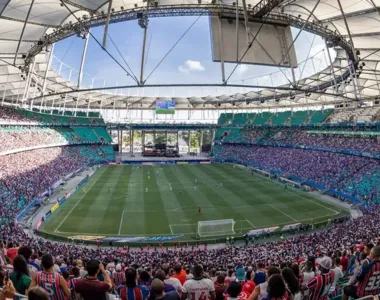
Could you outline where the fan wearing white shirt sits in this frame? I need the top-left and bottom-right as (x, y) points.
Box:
(181, 265), (216, 300)
(163, 264), (183, 294)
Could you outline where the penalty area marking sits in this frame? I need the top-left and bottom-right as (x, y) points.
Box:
(267, 204), (298, 222)
(54, 166), (109, 233)
(55, 211), (340, 236)
(118, 211), (125, 235)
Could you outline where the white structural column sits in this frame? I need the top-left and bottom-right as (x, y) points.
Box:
(217, 1), (226, 83)
(102, 0), (113, 48)
(14, 0), (35, 64)
(22, 58), (36, 101)
(78, 30), (90, 88)
(42, 44), (55, 94)
(235, 0), (239, 62)
(324, 43), (338, 92)
(241, 0), (250, 45)
(336, 0), (360, 104)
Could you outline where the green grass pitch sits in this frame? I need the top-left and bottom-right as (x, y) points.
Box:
(41, 164), (348, 240)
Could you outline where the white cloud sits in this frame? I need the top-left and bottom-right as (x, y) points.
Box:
(178, 60), (205, 73)
(237, 64), (249, 76)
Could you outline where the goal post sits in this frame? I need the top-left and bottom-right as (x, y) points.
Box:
(197, 219), (236, 238)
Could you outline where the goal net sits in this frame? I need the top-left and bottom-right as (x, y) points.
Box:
(197, 219), (235, 238)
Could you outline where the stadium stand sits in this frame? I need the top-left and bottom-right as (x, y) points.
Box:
(327, 107), (380, 123)
(0, 108), (380, 300)
(217, 109), (334, 127)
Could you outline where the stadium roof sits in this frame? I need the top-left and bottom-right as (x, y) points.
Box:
(0, 0), (379, 110)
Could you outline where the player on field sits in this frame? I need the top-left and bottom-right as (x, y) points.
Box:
(170, 186), (172, 192)
(343, 246), (380, 299)
(182, 265), (215, 300)
(198, 207), (201, 214)
(194, 186), (197, 191)
(146, 188), (148, 193)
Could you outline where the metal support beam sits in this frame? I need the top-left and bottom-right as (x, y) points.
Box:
(337, 0), (357, 60)
(2, 88), (6, 106)
(120, 130), (123, 153)
(42, 44), (55, 94)
(217, 12), (226, 83)
(23, 58), (35, 100)
(102, 0), (113, 48)
(87, 98), (91, 116)
(235, 0), (239, 62)
(200, 130), (203, 153)
(325, 42), (338, 92)
(14, 0), (35, 65)
(241, 0), (251, 45)
(140, 24), (148, 84)
(74, 94), (79, 116)
(78, 31), (90, 88)
(130, 129), (132, 153)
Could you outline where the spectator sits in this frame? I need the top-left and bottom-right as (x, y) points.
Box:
(6, 242), (18, 262)
(343, 246), (380, 299)
(162, 264), (182, 294)
(171, 264), (187, 285)
(74, 260), (111, 300)
(18, 245), (41, 276)
(248, 266), (280, 300)
(139, 270), (152, 287)
(112, 264), (126, 287)
(264, 274), (292, 300)
(225, 281), (242, 300)
(214, 274), (227, 300)
(340, 250), (349, 273)
(182, 265), (215, 300)
(10, 255), (31, 296)
(118, 268), (150, 300)
(281, 268), (299, 300)
(68, 267), (81, 300)
(300, 261), (314, 298)
(253, 263), (266, 286)
(154, 270), (176, 294)
(28, 287), (50, 300)
(29, 254), (70, 299)
(151, 278), (180, 300)
(185, 268), (193, 281)
(303, 256), (334, 300)
(328, 257), (343, 297)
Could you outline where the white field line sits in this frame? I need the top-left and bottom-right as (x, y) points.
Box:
(267, 204), (298, 222)
(54, 166), (109, 233)
(244, 219), (256, 228)
(118, 211), (125, 235)
(169, 224), (174, 235)
(56, 211), (340, 236)
(286, 189), (339, 214)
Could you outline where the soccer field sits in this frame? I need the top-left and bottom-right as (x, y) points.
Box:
(41, 164), (347, 241)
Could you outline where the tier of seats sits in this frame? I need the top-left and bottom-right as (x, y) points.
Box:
(218, 109), (333, 126)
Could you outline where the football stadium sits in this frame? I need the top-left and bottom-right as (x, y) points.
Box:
(0, 0), (380, 299)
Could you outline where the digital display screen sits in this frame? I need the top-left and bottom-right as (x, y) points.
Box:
(156, 100), (175, 114)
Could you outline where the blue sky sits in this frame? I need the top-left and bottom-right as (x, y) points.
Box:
(52, 16), (333, 97)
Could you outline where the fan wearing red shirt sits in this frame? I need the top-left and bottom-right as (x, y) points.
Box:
(214, 275), (227, 300)
(340, 251), (349, 272)
(303, 257), (334, 300)
(6, 242), (18, 262)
